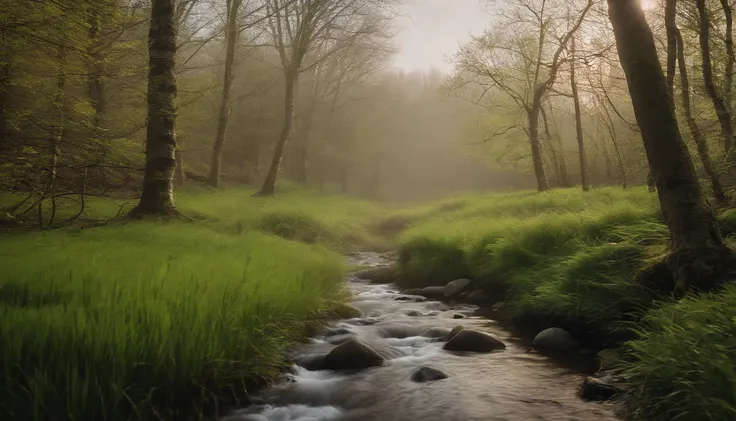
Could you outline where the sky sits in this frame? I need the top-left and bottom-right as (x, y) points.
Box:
(392, 0), (494, 73)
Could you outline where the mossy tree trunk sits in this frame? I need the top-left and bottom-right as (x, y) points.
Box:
(608, 0), (733, 296)
(131, 0), (179, 216)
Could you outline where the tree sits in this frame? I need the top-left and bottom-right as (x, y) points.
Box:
(607, 0), (732, 296)
(696, 0), (735, 158)
(131, 0), (179, 215)
(569, 35), (589, 191)
(450, 0), (594, 192)
(667, 0), (727, 202)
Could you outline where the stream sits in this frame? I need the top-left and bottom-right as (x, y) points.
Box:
(221, 252), (621, 421)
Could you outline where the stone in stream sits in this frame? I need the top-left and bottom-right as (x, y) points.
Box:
(453, 313), (465, 319)
(472, 307), (495, 318)
(443, 329), (506, 353)
(448, 325), (464, 341)
(443, 278), (472, 298)
(420, 327), (452, 340)
(406, 310), (422, 317)
(402, 288), (425, 296)
(579, 376), (623, 401)
(421, 286), (446, 299)
(294, 353), (327, 371)
(381, 324), (424, 339)
(324, 327), (352, 337)
(353, 266), (398, 284)
(533, 327), (580, 352)
(323, 338), (385, 371)
(410, 366), (448, 383)
(465, 289), (492, 305)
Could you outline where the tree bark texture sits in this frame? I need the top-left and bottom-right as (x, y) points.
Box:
(132, 0), (179, 215)
(608, 0), (731, 296)
(528, 100), (550, 192)
(207, 0), (241, 188)
(697, 0), (735, 157)
(570, 37), (589, 191)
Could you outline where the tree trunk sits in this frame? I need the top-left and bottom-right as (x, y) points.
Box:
(207, 0), (241, 188)
(608, 0), (732, 296)
(570, 37), (589, 191)
(131, 0), (179, 216)
(0, 59), (10, 149)
(547, 106), (572, 187)
(174, 147), (186, 185)
(540, 106), (561, 187)
(256, 69), (297, 196)
(600, 103), (628, 189)
(528, 101), (550, 192)
(673, 28), (726, 202)
(697, 0), (735, 157)
(87, 6), (105, 142)
(720, 0), (734, 117)
(664, 0), (677, 98)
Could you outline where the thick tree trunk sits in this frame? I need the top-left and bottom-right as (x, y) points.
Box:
(174, 147), (186, 185)
(608, 0), (732, 296)
(664, 0), (677, 98)
(570, 37), (589, 191)
(0, 59), (10, 149)
(540, 106), (561, 187)
(528, 101), (550, 192)
(131, 0), (179, 216)
(256, 69), (297, 196)
(697, 0), (735, 157)
(673, 16), (727, 202)
(207, 0), (241, 188)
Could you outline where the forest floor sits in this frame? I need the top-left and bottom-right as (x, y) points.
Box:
(1, 185), (735, 420)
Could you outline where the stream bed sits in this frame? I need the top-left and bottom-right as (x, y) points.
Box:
(221, 252), (620, 421)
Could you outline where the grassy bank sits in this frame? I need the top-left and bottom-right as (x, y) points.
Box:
(0, 187), (382, 421)
(390, 187), (736, 420)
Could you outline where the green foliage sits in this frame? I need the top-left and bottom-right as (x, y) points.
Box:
(0, 189), (385, 421)
(620, 286), (736, 421)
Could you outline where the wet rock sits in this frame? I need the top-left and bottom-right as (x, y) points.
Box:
(533, 327), (580, 352)
(420, 327), (452, 340)
(472, 307), (494, 318)
(420, 286), (446, 298)
(294, 353), (327, 370)
(413, 296), (427, 302)
(465, 289), (492, 305)
(579, 376), (623, 401)
(394, 296), (414, 301)
(491, 302), (506, 311)
(354, 266), (398, 284)
(425, 302), (449, 311)
(326, 334), (356, 345)
(410, 366), (448, 383)
(363, 317), (378, 325)
(323, 339), (385, 370)
(402, 288), (425, 296)
(346, 317), (377, 326)
(443, 329), (506, 353)
(458, 291), (469, 300)
(453, 314), (465, 319)
(406, 310), (422, 317)
(325, 327), (352, 337)
(330, 303), (362, 319)
(381, 325), (423, 339)
(444, 278), (472, 297)
(448, 325), (464, 341)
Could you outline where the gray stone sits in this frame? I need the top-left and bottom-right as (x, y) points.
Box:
(421, 286), (446, 298)
(443, 329), (506, 353)
(323, 339), (385, 370)
(533, 327), (580, 352)
(420, 327), (452, 340)
(353, 266), (398, 284)
(406, 310), (422, 316)
(294, 353), (327, 370)
(448, 325), (464, 341)
(410, 366), (448, 383)
(465, 289), (492, 305)
(325, 327), (352, 337)
(444, 278), (472, 297)
(453, 314), (465, 319)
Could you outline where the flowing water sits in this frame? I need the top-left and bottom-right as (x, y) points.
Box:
(222, 252), (621, 421)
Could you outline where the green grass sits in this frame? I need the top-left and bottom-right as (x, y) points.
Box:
(391, 186), (736, 419)
(0, 187), (388, 421)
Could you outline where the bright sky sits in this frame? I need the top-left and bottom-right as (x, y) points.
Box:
(392, 0), (493, 73)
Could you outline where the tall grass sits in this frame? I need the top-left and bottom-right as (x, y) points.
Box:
(0, 189), (374, 421)
(391, 186), (736, 419)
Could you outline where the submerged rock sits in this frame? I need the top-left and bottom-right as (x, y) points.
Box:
(448, 325), (464, 341)
(453, 313), (465, 319)
(444, 278), (472, 297)
(420, 326), (452, 340)
(533, 327), (580, 352)
(323, 339), (385, 370)
(465, 289), (492, 305)
(579, 376), (623, 401)
(406, 310), (422, 317)
(410, 366), (448, 383)
(354, 266), (398, 284)
(443, 329), (506, 353)
(420, 286), (446, 298)
(324, 327), (352, 337)
(294, 353), (327, 370)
